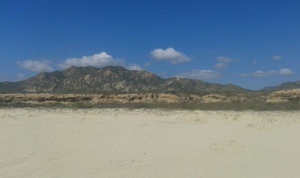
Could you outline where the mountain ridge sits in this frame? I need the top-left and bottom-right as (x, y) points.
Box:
(261, 80), (300, 91)
(0, 66), (249, 94)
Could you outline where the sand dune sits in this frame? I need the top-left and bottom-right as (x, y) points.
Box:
(0, 108), (300, 178)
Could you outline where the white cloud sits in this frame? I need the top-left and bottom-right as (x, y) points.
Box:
(238, 73), (251, 77)
(216, 56), (236, 63)
(57, 52), (125, 69)
(252, 69), (294, 77)
(177, 69), (222, 80)
(252, 61), (257, 65)
(273, 55), (282, 61)
(150, 47), (191, 64)
(279, 69), (294, 76)
(252, 70), (277, 77)
(126, 64), (142, 71)
(214, 63), (227, 70)
(17, 60), (54, 72)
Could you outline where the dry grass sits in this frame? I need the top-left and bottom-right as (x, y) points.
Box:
(1, 100), (300, 111)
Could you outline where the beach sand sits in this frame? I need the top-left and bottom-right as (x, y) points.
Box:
(0, 108), (300, 178)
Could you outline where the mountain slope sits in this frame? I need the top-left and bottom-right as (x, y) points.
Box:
(0, 66), (249, 93)
(261, 80), (300, 91)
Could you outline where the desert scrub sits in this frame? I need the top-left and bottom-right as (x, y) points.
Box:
(0, 100), (299, 111)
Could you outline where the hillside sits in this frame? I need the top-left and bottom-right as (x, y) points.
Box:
(0, 66), (249, 94)
(261, 80), (300, 91)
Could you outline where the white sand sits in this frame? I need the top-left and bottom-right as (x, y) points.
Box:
(0, 108), (300, 178)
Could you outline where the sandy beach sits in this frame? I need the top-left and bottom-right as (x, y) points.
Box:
(0, 108), (300, 178)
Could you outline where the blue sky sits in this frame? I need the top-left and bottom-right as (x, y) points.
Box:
(0, 0), (299, 90)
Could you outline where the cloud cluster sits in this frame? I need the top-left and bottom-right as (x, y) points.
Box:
(214, 56), (238, 71)
(17, 52), (145, 73)
(17, 60), (54, 72)
(57, 52), (125, 69)
(239, 69), (294, 78)
(252, 69), (294, 77)
(177, 69), (222, 80)
(15, 51), (294, 85)
(150, 47), (191, 64)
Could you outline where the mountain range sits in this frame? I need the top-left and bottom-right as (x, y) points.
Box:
(0, 66), (299, 94)
(0, 66), (249, 94)
(261, 80), (300, 91)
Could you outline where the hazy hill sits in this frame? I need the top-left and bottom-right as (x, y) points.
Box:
(0, 66), (249, 94)
(261, 80), (300, 91)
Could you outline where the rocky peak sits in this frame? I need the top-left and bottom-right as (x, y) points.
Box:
(137, 70), (156, 78)
(168, 77), (186, 81)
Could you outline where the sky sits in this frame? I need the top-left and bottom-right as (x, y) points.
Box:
(0, 0), (299, 90)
